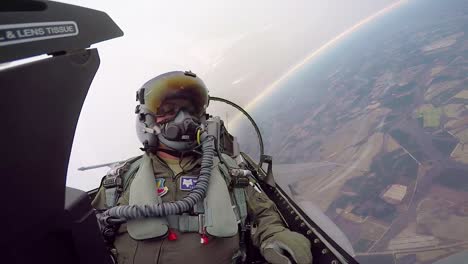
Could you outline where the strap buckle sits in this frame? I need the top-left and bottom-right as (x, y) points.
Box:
(102, 175), (123, 188)
(108, 162), (131, 176)
(229, 169), (250, 188)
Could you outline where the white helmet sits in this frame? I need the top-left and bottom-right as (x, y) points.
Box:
(135, 71), (209, 152)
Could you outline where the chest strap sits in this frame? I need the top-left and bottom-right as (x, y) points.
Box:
(166, 214), (201, 233)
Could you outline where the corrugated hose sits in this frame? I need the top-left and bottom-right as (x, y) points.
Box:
(98, 132), (215, 225)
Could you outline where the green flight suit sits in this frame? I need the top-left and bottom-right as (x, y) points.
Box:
(92, 153), (287, 264)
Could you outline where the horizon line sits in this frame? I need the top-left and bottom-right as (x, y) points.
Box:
(229, 0), (408, 127)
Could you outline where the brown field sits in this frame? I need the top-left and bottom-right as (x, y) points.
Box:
(415, 186), (468, 241)
(421, 32), (464, 52)
(451, 143), (468, 164)
(443, 104), (465, 119)
(454, 89), (468, 99)
(360, 219), (388, 241)
(415, 249), (451, 263)
(424, 80), (463, 101)
(429, 185), (468, 204)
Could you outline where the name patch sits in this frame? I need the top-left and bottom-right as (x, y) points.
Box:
(179, 176), (198, 191)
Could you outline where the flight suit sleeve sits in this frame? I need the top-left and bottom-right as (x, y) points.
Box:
(245, 185), (287, 248)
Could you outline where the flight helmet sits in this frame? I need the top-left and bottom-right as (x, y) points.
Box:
(135, 71), (209, 152)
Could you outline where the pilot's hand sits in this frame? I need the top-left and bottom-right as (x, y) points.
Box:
(261, 229), (312, 264)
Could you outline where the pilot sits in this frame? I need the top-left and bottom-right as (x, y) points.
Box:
(92, 71), (312, 264)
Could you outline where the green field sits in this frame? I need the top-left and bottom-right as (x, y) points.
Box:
(416, 107), (442, 128)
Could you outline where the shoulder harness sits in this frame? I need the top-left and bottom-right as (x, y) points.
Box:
(101, 154), (249, 231)
(102, 155), (143, 208)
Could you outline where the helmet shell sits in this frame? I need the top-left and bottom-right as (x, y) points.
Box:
(138, 71), (209, 117)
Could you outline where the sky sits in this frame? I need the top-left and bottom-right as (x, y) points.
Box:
(62, 0), (398, 190)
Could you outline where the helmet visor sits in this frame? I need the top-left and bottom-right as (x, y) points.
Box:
(153, 99), (198, 124)
(143, 72), (209, 117)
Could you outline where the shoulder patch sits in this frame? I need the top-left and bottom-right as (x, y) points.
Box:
(155, 178), (169, 197)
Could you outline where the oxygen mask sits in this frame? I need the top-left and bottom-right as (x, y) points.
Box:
(159, 109), (201, 142)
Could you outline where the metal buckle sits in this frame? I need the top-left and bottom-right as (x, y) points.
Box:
(102, 176), (123, 188)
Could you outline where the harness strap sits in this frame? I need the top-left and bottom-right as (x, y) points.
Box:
(102, 156), (142, 208)
(218, 155), (248, 227)
(167, 214), (201, 233)
(103, 175), (123, 208)
(219, 154), (249, 264)
(233, 188), (248, 226)
(103, 154), (249, 236)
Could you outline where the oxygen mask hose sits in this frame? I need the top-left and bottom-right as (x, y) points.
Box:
(99, 131), (215, 224)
